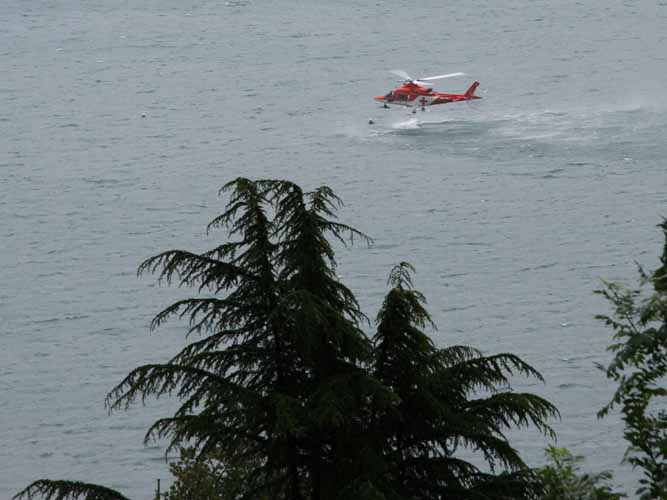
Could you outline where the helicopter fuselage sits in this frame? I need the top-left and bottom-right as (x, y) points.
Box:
(375, 81), (480, 108)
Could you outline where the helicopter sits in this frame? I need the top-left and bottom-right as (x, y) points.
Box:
(374, 70), (481, 113)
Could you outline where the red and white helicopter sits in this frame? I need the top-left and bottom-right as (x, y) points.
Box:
(374, 70), (481, 113)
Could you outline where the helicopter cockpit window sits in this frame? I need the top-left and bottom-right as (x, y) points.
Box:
(396, 93), (408, 101)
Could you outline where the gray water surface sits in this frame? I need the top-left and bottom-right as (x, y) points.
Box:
(2, 0), (666, 497)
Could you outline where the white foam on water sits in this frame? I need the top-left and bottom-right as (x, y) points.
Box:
(392, 117), (421, 129)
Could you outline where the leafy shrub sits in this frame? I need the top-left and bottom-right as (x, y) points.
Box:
(537, 446), (625, 500)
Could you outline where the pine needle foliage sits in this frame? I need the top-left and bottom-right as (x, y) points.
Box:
(14, 480), (130, 500)
(596, 219), (667, 499)
(105, 178), (386, 500)
(367, 262), (559, 500)
(18, 179), (558, 500)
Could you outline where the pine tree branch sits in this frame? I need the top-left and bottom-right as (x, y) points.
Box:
(138, 250), (254, 292)
(14, 480), (130, 500)
(105, 363), (256, 412)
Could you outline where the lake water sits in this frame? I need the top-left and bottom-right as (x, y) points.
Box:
(2, 0), (666, 497)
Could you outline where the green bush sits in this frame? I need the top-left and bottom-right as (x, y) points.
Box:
(537, 446), (625, 500)
(163, 447), (262, 500)
(597, 220), (667, 499)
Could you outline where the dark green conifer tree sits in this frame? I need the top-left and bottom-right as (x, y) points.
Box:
(16, 178), (388, 500)
(266, 181), (392, 500)
(366, 262), (559, 499)
(597, 219), (667, 500)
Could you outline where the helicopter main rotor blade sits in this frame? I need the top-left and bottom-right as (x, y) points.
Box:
(389, 69), (413, 81)
(418, 72), (466, 81)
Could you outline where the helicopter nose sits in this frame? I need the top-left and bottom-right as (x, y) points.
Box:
(374, 95), (386, 101)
